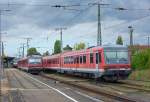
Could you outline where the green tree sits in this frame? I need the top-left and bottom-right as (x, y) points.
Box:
(54, 40), (61, 54)
(74, 42), (86, 50)
(63, 45), (72, 51)
(27, 47), (40, 56)
(116, 36), (123, 45)
(43, 51), (50, 56)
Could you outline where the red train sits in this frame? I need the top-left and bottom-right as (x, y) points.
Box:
(42, 46), (131, 81)
(17, 55), (42, 74)
(17, 46), (131, 81)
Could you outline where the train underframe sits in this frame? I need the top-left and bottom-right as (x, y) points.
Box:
(27, 68), (42, 74)
(19, 67), (42, 74)
(46, 67), (131, 82)
(101, 69), (132, 82)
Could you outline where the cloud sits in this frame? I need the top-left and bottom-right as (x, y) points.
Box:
(0, 0), (150, 56)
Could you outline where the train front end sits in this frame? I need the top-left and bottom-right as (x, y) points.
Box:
(102, 46), (131, 81)
(28, 55), (43, 74)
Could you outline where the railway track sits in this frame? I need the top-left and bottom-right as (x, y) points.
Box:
(115, 82), (150, 92)
(120, 80), (150, 89)
(15, 70), (42, 89)
(40, 73), (139, 102)
(42, 72), (150, 93)
(94, 82), (150, 93)
(6, 70), (26, 102)
(127, 79), (150, 83)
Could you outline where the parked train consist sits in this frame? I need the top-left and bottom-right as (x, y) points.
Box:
(43, 45), (131, 81)
(17, 55), (42, 74)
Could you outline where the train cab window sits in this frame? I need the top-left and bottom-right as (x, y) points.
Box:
(90, 53), (93, 63)
(96, 52), (101, 64)
(80, 56), (83, 64)
(83, 55), (86, 64)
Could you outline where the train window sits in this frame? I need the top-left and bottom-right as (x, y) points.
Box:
(77, 56), (79, 64)
(65, 57), (67, 64)
(71, 56), (74, 64)
(64, 57), (66, 64)
(80, 56), (83, 64)
(74, 57), (76, 64)
(90, 53), (93, 63)
(69, 57), (70, 64)
(83, 55), (86, 64)
(99, 53), (101, 63)
(96, 53), (99, 64)
(67, 57), (69, 64)
(48, 59), (51, 64)
(96, 52), (101, 64)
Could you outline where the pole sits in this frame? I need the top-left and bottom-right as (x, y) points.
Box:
(2, 42), (4, 69)
(19, 47), (21, 58)
(0, 9), (10, 72)
(128, 26), (134, 46)
(0, 11), (2, 77)
(22, 43), (25, 58)
(97, 4), (102, 46)
(55, 28), (66, 53)
(147, 36), (150, 48)
(24, 37), (32, 56)
(89, 2), (109, 46)
(60, 29), (63, 52)
(0, 11), (1, 66)
(148, 36), (150, 48)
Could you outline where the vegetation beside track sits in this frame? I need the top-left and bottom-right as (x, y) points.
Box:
(131, 48), (150, 70)
(129, 68), (150, 81)
(129, 48), (150, 81)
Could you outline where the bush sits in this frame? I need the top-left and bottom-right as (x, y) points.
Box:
(131, 49), (150, 70)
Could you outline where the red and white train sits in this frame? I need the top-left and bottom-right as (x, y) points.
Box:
(17, 45), (131, 81)
(17, 55), (42, 74)
(42, 45), (131, 81)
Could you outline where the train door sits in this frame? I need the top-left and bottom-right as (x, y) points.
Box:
(75, 56), (79, 71)
(95, 52), (101, 71)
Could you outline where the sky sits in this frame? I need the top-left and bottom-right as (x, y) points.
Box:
(0, 0), (150, 57)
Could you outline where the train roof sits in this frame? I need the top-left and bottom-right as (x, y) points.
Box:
(43, 45), (128, 59)
(18, 55), (42, 61)
(43, 53), (61, 59)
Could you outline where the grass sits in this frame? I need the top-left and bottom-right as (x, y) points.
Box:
(129, 69), (150, 81)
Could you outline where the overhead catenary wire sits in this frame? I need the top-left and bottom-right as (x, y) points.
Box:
(104, 14), (150, 30)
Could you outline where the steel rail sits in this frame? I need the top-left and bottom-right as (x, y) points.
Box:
(40, 73), (138, 102)
(15, 70), (42, 89)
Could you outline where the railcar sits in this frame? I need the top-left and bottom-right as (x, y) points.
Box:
(13, 58), (19, 68)
(43, 45), (131, 81)
(17, 55), (43, 74)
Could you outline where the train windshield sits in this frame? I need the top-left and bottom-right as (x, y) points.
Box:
(104, 50), (129, 64)
(28, 58), (42, 64)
